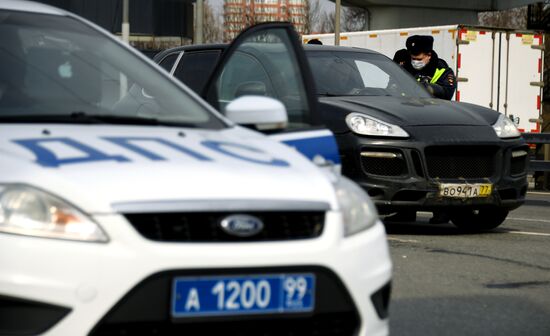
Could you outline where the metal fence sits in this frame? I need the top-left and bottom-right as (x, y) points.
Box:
(523, 132), (550, 190)
(523, 133), (550, 172)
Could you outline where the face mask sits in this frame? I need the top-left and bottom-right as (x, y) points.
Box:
(411, 59), (426, 70)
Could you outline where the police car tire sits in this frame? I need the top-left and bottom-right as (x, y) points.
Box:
(450, 208), (509, 231)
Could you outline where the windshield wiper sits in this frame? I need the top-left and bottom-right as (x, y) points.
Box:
(69, 112), (162, 125)
(86, 114), (200, 128)
(317, 92), (345, 97)
(0, 112), (199, 127)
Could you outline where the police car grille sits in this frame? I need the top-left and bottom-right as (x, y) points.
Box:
(425, 146), (497, 179)
(91, 313), (358, 336)
(124, 212), (325, 242)
(89, 267), (360, 336)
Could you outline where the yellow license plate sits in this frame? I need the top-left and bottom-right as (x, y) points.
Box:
(439, 183), (492, 198)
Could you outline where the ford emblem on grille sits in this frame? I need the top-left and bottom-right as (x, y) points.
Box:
(220, 215), (264, 237)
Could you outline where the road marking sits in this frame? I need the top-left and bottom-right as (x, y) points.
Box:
(505, 231), (550, 237)
(508, 217), (550, 224)
(388, 237), (419, 243)
(527, 191), (550, 196)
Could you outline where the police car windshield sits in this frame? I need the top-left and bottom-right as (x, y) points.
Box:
(0, 10), (225, 129)
(307, 51), (431, 98)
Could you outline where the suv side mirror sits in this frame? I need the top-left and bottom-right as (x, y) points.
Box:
(225, 96), (288, 131)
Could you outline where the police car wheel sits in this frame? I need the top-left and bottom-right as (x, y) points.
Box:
(450, 208), (509, 231)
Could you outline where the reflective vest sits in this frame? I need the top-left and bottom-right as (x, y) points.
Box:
(430, 68), (446, 84)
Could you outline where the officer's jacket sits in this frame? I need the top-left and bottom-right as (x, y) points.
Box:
(403, 51), (456, 100)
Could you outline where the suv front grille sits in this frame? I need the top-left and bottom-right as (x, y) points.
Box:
(360, 149), (407, 177)
(425, 146), (497, 179)
(124, 212), (325, 242)
(510, 150), (528, 176)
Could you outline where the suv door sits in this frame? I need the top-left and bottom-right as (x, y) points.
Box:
(203, 23), (340, 166)
(174, 50), (222, 93)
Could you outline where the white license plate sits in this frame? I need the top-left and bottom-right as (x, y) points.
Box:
(439, 183), (492, 198)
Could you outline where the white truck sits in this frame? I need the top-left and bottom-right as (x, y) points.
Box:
(304, 25), (544, 133)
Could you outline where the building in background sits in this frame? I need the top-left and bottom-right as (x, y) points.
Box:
(224, 0), (307, 42)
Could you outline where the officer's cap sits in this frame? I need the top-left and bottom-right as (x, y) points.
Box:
(406, 35), (434, 55)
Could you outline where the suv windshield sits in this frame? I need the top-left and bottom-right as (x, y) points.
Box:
(0, 10), (225, 129)
(307, 50), (431, 99)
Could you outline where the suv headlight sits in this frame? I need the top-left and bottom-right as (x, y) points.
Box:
(492, 113), (521, 138)
(0, 185), (108, 242)
(345, 113), (409, 138)
(334, 176), (378, 237)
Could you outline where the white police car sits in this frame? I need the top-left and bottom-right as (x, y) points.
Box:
(0, 1), (392, 335)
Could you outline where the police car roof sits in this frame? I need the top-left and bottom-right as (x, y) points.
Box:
(1, 0), (67, 15)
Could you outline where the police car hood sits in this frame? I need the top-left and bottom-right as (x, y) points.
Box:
(0, 125), (337, 213)
(320, 96), (499, 128)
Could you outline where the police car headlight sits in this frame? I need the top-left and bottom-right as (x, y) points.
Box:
(334, 176), (378, 236)
(0, 185), (108, 242)
(345, 113), (409, 138)
(493, 113), (521, 138)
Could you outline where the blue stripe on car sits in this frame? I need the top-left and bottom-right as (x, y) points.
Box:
(281, 135), (341, 164)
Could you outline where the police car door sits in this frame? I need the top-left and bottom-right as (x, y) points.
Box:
(203, 23), (340, 168)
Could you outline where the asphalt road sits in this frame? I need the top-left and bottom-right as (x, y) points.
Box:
(385, 191), (550, 336)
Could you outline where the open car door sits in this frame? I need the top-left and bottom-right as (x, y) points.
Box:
(202, 23), (340, 168)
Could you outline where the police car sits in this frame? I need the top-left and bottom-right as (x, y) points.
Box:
(0, 1), (391, 335)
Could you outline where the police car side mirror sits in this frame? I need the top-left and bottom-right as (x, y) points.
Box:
(225, 96), (288, 131)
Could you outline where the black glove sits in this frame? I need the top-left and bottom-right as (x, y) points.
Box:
(416, 76), (434, 95)
(417, 75), (431, 86)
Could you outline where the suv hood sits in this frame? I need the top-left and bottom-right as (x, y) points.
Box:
(320, 96), (500, 127)
(1, 125), (336, 213)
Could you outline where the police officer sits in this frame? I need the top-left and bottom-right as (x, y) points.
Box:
(307, 39), (323, 45)
(392, 48), (409, 66)
(403, 35), (456, 100)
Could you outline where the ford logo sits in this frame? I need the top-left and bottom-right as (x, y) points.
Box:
(220, 215), (264, 237)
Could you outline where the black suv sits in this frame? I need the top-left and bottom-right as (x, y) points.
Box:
(154, 31), (528, 231)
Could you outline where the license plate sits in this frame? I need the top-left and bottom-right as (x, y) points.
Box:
(171, 274), (315, 318)
(439, 183), (492, 198)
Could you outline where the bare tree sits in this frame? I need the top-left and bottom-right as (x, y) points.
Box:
(305, 0), (323, 34)
(315, 5), (367, 33)
(203, 0), (223, 43)
(319, 10), (335, 33)
(224, 0), (367, 38)
(478, 6), (528, 29)
(342, 6), (368, 32)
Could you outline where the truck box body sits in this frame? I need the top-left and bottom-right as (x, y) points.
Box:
(304, 25), (544, 133)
